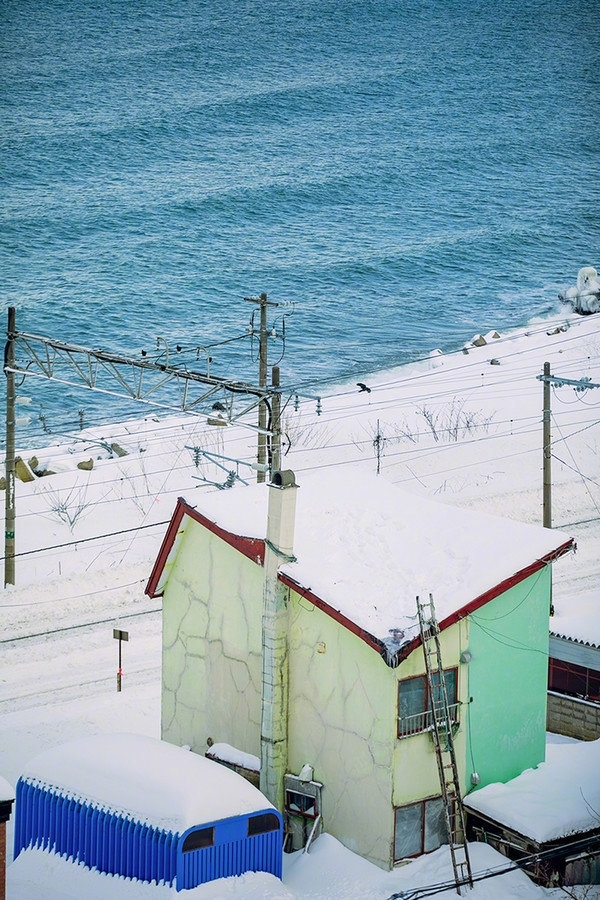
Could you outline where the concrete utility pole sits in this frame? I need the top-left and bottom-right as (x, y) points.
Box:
(4, 308), (16, 586)
(271, 365), (282, 474)
(542, 362), (552, 529)
(536, 364), (599, 531)
(245, 293), (278, 482)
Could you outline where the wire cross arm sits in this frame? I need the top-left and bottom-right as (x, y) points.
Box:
(5, 330), (272, 422)
(537, 373), (600, 391)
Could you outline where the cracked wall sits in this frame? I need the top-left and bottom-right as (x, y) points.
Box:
(159, 514), (545, 872)
(288, 592), (394, 869)
(161, 522), (264, 759)
(287, 591), (469, 870)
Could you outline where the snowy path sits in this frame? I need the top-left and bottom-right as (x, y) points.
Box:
(0, 610), (161, 714)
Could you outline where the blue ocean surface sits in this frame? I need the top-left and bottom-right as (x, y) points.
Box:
(1, 0), (599, 444)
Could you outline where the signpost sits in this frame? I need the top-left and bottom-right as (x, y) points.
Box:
(113, 629), (129, 692)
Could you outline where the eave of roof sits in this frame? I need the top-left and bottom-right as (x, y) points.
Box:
(146, 499), (574, 667)
(464, 805), (600, 852)
(549, 630), (600, 650)
(145, 497), (264, 598)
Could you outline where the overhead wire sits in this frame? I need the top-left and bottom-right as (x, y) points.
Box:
(293, 314), (600, 397)
(0, 578), (147, 609)
(7, 374), (598, 525)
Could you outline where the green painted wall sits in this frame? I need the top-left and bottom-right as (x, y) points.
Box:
(465, 566), (551, 792)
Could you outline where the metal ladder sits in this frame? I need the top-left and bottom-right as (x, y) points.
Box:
(417, 593), (473, 895)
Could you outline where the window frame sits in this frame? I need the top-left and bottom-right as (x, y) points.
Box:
(285, 789), (319, 820)
(247, 812), (280, 836)
(548, 657), (600, 702)
(397, 668), (459, 739)
(182, 826), (215, 853)
(393, 796), (449, 861)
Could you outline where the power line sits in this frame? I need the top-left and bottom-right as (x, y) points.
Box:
(0, 518), (171, 562)
(0, 603), (160, 643)
(385, 832), (600, 899)
(0, 577), (146, 609)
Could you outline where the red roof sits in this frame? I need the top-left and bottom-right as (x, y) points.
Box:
(146, 496), (574, 668)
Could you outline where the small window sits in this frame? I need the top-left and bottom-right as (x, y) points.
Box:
(549, 658), (600, 702)
(394, 797), (448, 861)
(182, 827), (214, 853)
(285, 790), (318, 819)
(247, 812), (280, 836)
(397, 669), (458, 738)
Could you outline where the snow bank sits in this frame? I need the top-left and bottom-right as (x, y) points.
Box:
(20, 733), (274, 833)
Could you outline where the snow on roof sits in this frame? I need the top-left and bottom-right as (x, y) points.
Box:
(464, 737), (600, 843)
(20, 734), (274, 833)
(550, 589), (600, 648)
(206, 743), (260, 772)
(179, 468), (572, 646)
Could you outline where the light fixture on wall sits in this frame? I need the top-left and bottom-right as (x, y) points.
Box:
(460, 649), (473, 664)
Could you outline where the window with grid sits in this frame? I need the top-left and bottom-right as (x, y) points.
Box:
(549, 658), (600, 702)
(394, 797), (448, 860)
(397, 669), (458, 737)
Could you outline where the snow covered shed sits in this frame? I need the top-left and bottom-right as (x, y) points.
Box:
(13, 733), (283, 891)
(464, 738), (600, 887)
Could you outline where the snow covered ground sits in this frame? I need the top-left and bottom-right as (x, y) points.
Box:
(1, 310), (599, 897)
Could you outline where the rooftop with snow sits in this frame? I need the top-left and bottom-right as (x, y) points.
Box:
(464, 737), (600, 844)
(154, 468), (574, 652)
(20, 733), (274, 833)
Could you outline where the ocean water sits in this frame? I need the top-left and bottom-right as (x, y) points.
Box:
(1, 0), (599, 443)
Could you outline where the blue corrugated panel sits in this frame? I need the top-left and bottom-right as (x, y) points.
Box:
(176, 809), (283, 891)
(14, 779), (280, 891)
(13, 778), (178, 887)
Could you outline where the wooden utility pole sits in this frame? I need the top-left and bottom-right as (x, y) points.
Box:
(4, 308), (16, 586)
(245, 293), (278, 482)
(542, 361), (552, 528)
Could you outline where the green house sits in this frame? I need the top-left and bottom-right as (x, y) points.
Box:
(146, 469), (573, 870)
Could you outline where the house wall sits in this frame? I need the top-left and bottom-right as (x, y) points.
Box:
(287, 590), (397, 870)
(391, 620), (469, 808)
(161, 524), (264, 759)
(466, 567), (551, 792)
(160, 516), (555, 871)
(287, 597), (471, 870)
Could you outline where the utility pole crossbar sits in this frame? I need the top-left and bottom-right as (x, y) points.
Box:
(417, 594), (473, 895)
(5, 328), (272, 423)
(536, 373), (600, 390)
(3, 302), (295, 586)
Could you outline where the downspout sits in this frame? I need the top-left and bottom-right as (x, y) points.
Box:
(260, 470), (298, 811)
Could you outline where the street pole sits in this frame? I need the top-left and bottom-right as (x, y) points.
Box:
(245, 293), (278, 483)
(258, 295), (268, 483)
(113, 628), (129, 692)
(271, 365), (282, 475)
(4, 308), (16, 586)
(542, 361), (552, 529)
